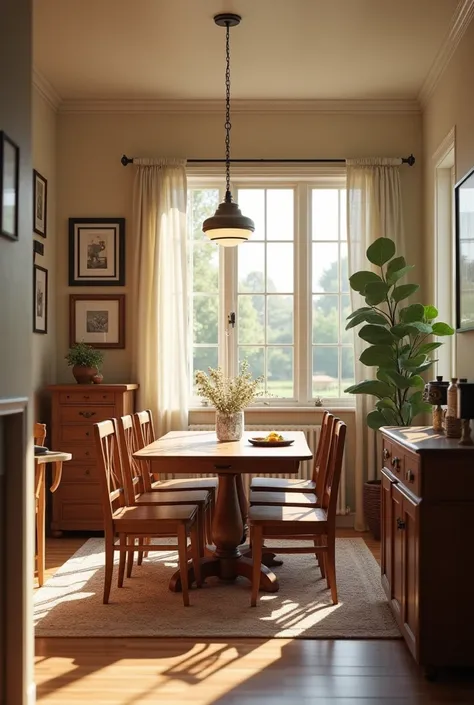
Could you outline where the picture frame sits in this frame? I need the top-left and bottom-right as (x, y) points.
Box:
(33, 169), (48, 237)
(68, 217), (125, 286)
(455, 166), (474, 332)
(69, 294), (125, 348)
(33, 264), (48, 334)
(0, 131), (19, 241)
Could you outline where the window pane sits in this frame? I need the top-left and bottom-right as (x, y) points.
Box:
(267, 243), (294, 292)
(340, 190), (347, 240)
(238, 295), (265, 345)
(312, 189), (339, 241)
(238, 243), (265, 292)
(341, 242), (348, 293)
(342, 347), (355, 394)
(239, 347), (264, 379)
(193, 347), (218, 392)
(193, 295), (218, 344)
(341, 294), (352, 344)
(313, 295), (339, 344)
(236, 189), (264, 241)
(268, 295), (293, 344)
(312, 347), (339, 397)
(267, 347), (294, 398)
(267, 189), (294, 241)
(312, 243), (339, 292)
(188, 189), (219, 242)
(193, 244), (219, 293)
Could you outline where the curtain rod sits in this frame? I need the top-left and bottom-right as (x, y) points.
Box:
(120, 153), (416, 167)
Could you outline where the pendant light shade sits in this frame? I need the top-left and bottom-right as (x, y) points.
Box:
(202, 13), (255, 246)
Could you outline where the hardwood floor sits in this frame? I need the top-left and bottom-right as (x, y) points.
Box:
(34, 530), (474, 705)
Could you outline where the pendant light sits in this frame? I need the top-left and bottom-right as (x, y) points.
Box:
(202, 13), (255, 246)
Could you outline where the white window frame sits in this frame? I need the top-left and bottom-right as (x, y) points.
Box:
(187, 165), (354, 409)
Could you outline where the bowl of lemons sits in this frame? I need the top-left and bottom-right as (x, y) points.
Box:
(248, 431), (294, 447)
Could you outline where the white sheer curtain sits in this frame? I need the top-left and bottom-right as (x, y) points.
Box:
(346, 158), (405, 531)
(132, 159), (188, 438)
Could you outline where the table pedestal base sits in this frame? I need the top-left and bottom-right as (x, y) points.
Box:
(169, 554), (279, 593)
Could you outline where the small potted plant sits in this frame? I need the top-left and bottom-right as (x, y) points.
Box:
(65, 342), (104, 384)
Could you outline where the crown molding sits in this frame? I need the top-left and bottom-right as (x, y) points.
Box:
(418, 0), (474, 107)
(59, 97), (420, 115)
(432, 126), (456, 165)
(32, 68), (62, 111)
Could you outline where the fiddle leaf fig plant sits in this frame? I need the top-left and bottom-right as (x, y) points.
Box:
(344, 237), (454, 430)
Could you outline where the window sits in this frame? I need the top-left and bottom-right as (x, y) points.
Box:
(187, 174), (354, 406)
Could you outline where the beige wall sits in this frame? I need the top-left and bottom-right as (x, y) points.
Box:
(56, 109), (423, 383)
(32, 89), (57, 422)
(423, 19), (474, 377)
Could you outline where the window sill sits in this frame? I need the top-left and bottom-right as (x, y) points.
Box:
(189, 405), (356, 414)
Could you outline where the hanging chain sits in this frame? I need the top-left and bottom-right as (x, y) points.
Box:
(224, 21), (232, 198)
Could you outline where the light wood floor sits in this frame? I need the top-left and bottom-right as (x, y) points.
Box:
(35, 531), (474, 705)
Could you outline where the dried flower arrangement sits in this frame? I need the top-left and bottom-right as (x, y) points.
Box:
(195, 360), (265, 414)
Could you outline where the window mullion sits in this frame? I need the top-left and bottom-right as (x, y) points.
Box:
(295, 183), (310, 403)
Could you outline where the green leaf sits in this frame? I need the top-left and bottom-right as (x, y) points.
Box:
(366, 410), (389, 430)
(401, 401), (413, 425)
(408, 374), (425, 389)
(408, 321), (433, 334)
(400, 303), (425, 322)
(365, 281), (391, 305)
(345, 311), (387, 330)
(358, 324), (396, 345)
(417, 342), (443, 354)
(344, 380), (394, 398)
(386, 256), (406, 277)
(424, 305), (438, 321)
(346, 306), (373, 320)
(377, 369), (394, 384)
(401, 354), (426, 369)
(387, 265), (414, 284)
(376, 397), (398, 411)
(411, 400), (433, 417)
(410, 360), (436, 374)
(382, 369), (412, 389)
(391, 323), (417, 338)
(360, 345), (396, 367)
(432, 321), (455, 336)
(391, 283), (420, 303)
(366, 238), (396, 266)
(348, 271), (382, 293)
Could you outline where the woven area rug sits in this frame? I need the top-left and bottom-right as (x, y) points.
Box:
(34, 537), (400, 639)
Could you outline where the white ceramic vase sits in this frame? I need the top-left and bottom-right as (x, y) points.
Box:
(215, 410), (244, 441)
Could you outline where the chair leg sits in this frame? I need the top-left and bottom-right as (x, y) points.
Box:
(118, 533), (126, 588)
(137, 536), (144, 565)
(326, 534), (338, 605)
(314, 537), (325, 578)
(190, 523), (202, 587)
(103, 537), (114, 604)
(126, 536), (135, 578)
(36, 481), (46, 587)
(206, 494), (214, 545)
(197, 506), (204, 558)
(177, 525), (190, 607)
(251, 525), (263, 607)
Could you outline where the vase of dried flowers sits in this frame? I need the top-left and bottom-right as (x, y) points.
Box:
(195, 360), (265, 442)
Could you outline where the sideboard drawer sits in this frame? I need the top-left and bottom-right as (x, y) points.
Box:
(382, 439), (393, 470)
(388, 441), (404, 478)
(58, 443), (96, 463)
(59, 391), (116, 405)
(59, 405), (115, 424)
(60, 463), (99, 483)
(60, 425), (94, 443)
(403, 451), (421, 497)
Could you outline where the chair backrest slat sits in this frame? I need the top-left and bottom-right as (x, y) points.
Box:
(321, 419), (346, 519)
(117, 414), (149, 500)
(313, 412), (335, 498)
(34, 422), (47, 446)
(133, 409), (157, 488)
(94, 420), (127, 534)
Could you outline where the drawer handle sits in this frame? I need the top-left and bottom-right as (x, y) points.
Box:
(396, 518), (406, 530)
(214, 464), (232, 470)
(85, 431), (90, 437)
(79, 411), (96, 418)
(405, 469), (415, 483)
(83, 395), (90, 400)
(85, 469), (90, 476)
(383, 448), (390, 461)
(85, 451), (90, 456)
(391, 456), (401, 469)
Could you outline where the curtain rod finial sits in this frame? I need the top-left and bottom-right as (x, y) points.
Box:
(121, 154), (133, 167)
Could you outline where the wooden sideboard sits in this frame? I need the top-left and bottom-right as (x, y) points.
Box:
(380, 425), (474, 676)
(47, 383), (138, 533)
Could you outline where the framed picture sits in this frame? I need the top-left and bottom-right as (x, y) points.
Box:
(70, 294), (125, 348)
(0, 131), (19, 241)
(33, 264), (48, 334)
(455, 166), (474, 332)
(33, 169), (48, 237)
(69, 217), (125, 286)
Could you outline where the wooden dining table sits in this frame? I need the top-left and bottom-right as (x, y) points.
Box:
(133, 430), (312, 593)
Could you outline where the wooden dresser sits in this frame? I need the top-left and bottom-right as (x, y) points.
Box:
(380, 425), (474, 676)
(47, 384), (138, 533)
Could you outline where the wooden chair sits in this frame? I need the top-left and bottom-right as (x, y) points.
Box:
(249, 419), (346, 607)
(250, 411), (334, 494)
(133, 409), (218, 542)
(116, 414), (211, 574)
(34, 422), (47, 586)
(94, 419), (201, 606)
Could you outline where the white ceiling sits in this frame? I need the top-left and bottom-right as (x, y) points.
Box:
(33, 0), (460, 102)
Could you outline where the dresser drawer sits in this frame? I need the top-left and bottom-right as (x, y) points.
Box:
(382, 439), (393, 470)
(56, 481), (100, 500)
(59, 443), (96, 463)
(382, 438), (404, 477)
(403, 451), (421, 497)
(60, 425), (95, 443)
(59, 390), (115, 405)
(59, 405), (115, 424)
(60, 463), (99, 483)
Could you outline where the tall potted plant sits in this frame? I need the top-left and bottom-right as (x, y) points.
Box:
(344, 237), (454, 537)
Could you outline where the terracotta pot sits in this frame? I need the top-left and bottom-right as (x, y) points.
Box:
(92, 373), (104, 384)
(72, 365), (98, 384)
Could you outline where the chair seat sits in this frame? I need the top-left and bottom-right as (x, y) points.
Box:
(135, 490), (210, 506)
(249, 504), (327, 525)
(151, 477), (218, 492)
(249, 490), (318, 507)
(114, 503), (198, 532)
(250, 477), (316, 492)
